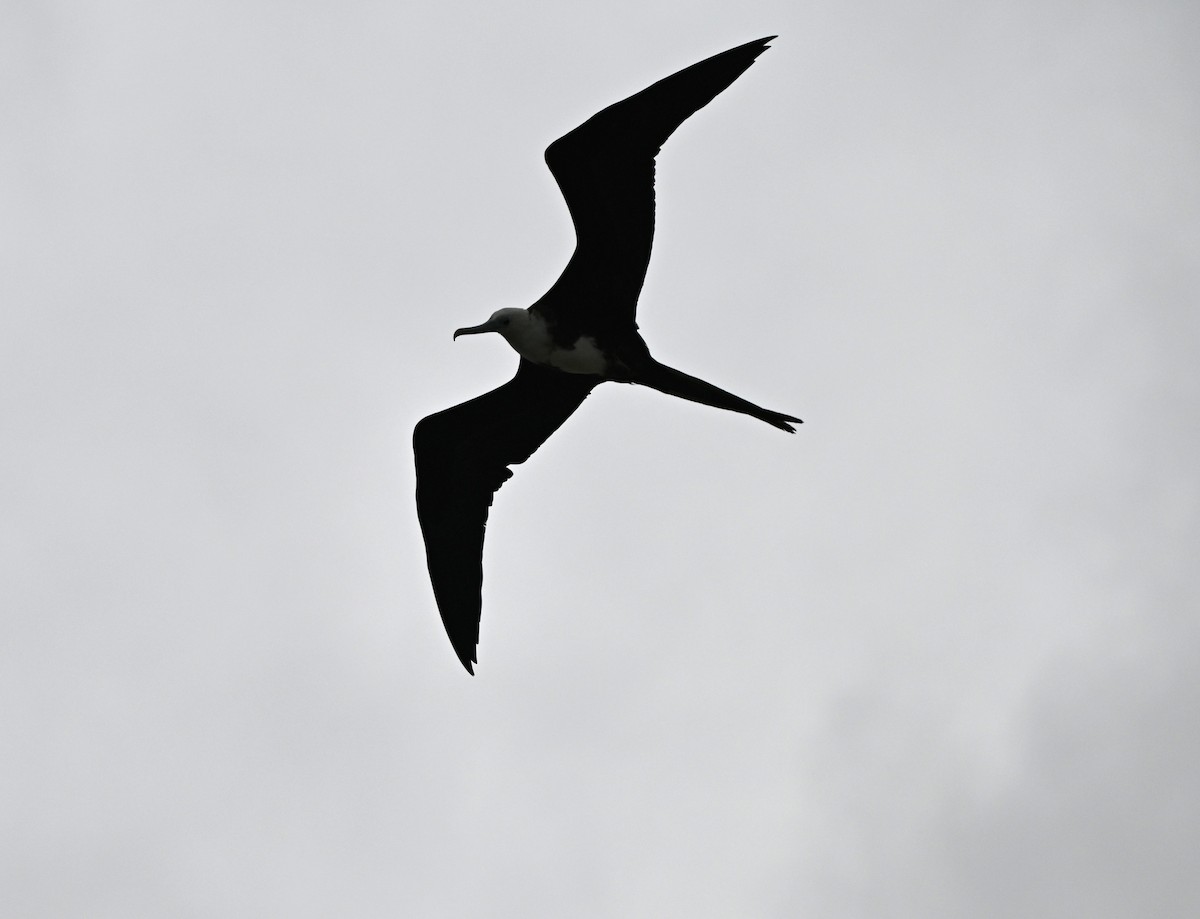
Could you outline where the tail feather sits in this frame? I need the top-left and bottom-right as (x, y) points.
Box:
(632, 360), (802, 432)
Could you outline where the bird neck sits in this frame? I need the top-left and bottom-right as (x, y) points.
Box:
(498, 310), (555, 364)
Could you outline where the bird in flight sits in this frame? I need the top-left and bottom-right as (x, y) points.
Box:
(414, 36), (800, 673)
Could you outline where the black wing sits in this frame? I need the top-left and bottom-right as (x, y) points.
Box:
(539, 36), (775, 338)
(414, 360), (600, 673)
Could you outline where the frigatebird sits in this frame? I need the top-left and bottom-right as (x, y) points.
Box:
(414, 36), (800, 673)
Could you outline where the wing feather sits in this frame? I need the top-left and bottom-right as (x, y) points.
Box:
(541, 36), (776, 335)
(413, 360), (599, 672)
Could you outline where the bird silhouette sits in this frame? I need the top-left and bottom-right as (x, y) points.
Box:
(415, 36), (799, 673)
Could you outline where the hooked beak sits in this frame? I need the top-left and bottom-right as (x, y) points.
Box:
(453, 319), (498, 340)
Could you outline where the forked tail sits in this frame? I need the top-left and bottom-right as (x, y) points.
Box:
(632, 360), (802, 432)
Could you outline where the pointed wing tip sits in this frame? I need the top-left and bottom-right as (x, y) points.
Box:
(456, 648), (477, 675)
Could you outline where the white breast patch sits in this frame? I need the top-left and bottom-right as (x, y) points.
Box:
(547, 336), (607, 375)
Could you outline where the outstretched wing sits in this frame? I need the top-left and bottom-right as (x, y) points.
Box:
(413, 360), (600, 673)
(540, 36), (775, 337)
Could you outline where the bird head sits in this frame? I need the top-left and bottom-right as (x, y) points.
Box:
(453, 308), (532, 343)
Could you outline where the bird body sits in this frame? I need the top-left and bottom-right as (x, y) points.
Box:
(415, 36), (800, 673)
(455, 308), (609, 375)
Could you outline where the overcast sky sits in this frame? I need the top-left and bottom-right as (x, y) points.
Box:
(4, 1), (1198, 916)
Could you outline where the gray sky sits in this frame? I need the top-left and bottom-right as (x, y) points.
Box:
(4, 1), (1198, 916)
